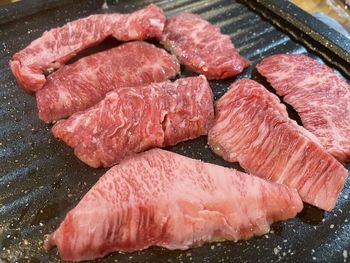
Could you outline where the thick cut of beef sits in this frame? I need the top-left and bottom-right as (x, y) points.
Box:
(52, 76), (214, 168)
(208, 78), (347, 211)
(44, 149), (303, 261)
(36, 41), (180, 123)
(10, 4), (165, 93)
(257, 54), (350, 162)
(161, 13), (249, 79)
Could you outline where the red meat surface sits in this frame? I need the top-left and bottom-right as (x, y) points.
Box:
(36, 41), (179, 123)
(52, 76), (214, 168)
(45, 149), (302, 261)
(161, 13), (249, 79)
(257, 54), (350, 162)
(208, 78), (347, 211)
(10, 4), (165, 92)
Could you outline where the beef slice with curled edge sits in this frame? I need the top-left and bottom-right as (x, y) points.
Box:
(257, 54), (350, 163)
(208, 78), (347, 211)
(161, 12), (250, 79)
(52, 75), (214, 168)
(45, 148), (303, 261)
(10, 4), (165, 92)
(36, 41), (180, 123)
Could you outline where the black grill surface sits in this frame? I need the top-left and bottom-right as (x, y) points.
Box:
(0, 0), (349, 262)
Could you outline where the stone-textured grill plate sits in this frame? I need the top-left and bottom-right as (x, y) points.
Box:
(0, 0), (349, 262)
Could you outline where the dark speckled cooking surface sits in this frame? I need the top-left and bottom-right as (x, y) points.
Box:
(0, 0), (350, 262)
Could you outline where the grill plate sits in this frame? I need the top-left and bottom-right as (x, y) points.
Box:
(0, 0), (349, 262)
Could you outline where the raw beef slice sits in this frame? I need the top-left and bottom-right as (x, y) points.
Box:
(36, 41), (180, 123)
(208, 78), (348, 211)
(52, 76), (214, 168)
(10, 4), (165, 92)
(257, 54), (350, 162)
(44, 148), (303, 261)
(161, 13), (249, 79)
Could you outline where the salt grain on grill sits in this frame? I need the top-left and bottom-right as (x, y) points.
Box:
(343, 250), (348, 259)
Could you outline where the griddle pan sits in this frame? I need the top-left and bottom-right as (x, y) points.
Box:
(1, 0), (350, 262)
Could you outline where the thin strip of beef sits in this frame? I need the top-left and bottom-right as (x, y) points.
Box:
(257, 54), (350, 163)
(52, 76), (214, 168)
(44, 148), (303, 261)
(36, 41), (180, 123)
(10, 4), (165, 93)
(208, 78), (347, 211)
(161, 13), (249, 79)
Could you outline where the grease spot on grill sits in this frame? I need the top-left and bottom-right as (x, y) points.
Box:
(31, 201), (65, 225)
(297, 205), (325, 225)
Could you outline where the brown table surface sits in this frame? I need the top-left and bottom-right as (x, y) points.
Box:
(291, 0), (350, 28)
